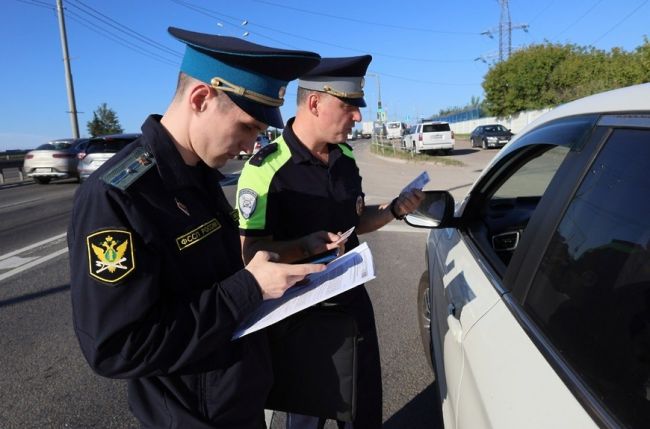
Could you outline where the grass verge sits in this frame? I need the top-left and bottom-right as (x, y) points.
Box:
(370, 141), (465, 166)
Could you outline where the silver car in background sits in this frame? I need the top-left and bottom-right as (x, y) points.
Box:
(77, 133), (141, 182)
(22, 138), (88, 184)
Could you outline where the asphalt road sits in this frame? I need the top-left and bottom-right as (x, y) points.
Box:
(0, 138), (496, 428)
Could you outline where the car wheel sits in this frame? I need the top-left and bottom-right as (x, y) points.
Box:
(412, 142), (419, 154)
(417, 270), (434, 372)
(481, 139), (487, 149)
(34, 177), (51, 185)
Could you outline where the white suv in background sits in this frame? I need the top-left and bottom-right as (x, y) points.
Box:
(402, 121), (455, 155)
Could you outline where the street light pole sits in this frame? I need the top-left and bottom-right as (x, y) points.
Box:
(56, 0), (80, 138)
(366, 72), (384, 123)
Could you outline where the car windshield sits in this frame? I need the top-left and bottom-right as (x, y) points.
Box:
(36, 142), (72, 150)
(484, 125), (507, 133)
(388, 123), (400, 128)
(423, 124), (450, 132)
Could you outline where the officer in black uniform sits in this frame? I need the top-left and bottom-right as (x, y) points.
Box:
(67, 27), (325, 429)
(236, 56), (424, 428)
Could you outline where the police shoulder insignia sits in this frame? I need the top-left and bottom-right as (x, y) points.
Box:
(249, 142), (278, 166)
(238, 188), (258, 219)
(86, 229), (136, 284)
(102, 146), (156, 191)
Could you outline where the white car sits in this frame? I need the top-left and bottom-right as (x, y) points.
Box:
(238, 135), (270, 160)
(402, 121), (455, 154)
(408, 83), (650, 429)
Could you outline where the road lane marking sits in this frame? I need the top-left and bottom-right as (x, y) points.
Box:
(0, 255), (39, 270)
(0, 197), (43, 211)
(0, 247), (68, 283)
(0, 232), (67, 261)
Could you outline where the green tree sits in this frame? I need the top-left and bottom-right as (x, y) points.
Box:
(482, 38), (650, 117)
(87, 103), (123, 137)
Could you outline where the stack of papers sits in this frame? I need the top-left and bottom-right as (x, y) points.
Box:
(233, 242), (375, 339)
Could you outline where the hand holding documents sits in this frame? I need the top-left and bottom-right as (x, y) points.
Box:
(233, 242), (375, 339)
(333, 226), (355, 245)
(401, 171), (430, 194)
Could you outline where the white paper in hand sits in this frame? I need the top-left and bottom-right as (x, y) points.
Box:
(333, 226), (355, 245)
(401, 171), (430, 194)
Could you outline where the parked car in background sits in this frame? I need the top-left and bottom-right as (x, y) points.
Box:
(470, 124), (513, 149)
(238, 134), (270, 160)
(77, 133), (141, 182)
(407, 83), (650, 429)
(22, 138), (89, 184)
(402, 121), (455, 154)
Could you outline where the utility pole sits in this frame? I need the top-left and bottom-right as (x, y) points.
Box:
(56, 0), (80, 138)
(366, 73), (385, 123)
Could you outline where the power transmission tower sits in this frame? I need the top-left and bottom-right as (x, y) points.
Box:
(479, 0), (529, 63)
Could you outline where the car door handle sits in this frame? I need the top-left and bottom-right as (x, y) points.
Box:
(447, 302), (463, 342)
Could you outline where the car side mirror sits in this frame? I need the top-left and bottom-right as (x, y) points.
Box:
(404, 190), (456, 228)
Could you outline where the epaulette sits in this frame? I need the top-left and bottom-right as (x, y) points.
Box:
(101, 146), (156, 191)
(249, 142), (278, 166)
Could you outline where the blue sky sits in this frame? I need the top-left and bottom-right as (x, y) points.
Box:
(1, 0), (648, 150)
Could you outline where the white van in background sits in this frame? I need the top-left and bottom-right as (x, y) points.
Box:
(385, 121), (405, 139)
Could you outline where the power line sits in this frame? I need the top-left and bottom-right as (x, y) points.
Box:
(65, 11), (179, 67)
(170, 0), (475, 64)
(13, 0), (54, 10)
(66, 0), (182, 59)
(555, 0), (604, 39)
(250, 0), (479, 36)
(591, 0), (649, 45)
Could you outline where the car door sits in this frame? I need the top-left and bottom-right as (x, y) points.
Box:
(432, 115), (602, 428)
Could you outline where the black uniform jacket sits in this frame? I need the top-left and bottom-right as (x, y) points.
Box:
(67, 115), (271, 428)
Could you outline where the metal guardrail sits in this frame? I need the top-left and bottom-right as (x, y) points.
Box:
(0, 167), (25, 184)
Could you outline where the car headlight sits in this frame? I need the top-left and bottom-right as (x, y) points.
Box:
(487, 136), (498, 142)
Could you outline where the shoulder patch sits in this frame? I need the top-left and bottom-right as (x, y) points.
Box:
(102, 147), (156, 191)
(86, 229), (135, 284)
(249, 142), (278, 166)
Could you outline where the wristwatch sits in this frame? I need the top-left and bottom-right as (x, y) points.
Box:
(390, 198), (405, 220)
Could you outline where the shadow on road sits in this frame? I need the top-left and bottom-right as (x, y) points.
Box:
(0, 284), (69, 308)
(383, 383), (443, 429)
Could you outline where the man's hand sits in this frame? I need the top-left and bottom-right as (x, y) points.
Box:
(245, 251), (326, 300)
(392, 188), (425, 218)
(300, 230), (347, 260)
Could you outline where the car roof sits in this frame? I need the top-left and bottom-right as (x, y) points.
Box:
(474, 83), (650, 187)
(512, 83), (650, 142)
(88, 133), (141, 142)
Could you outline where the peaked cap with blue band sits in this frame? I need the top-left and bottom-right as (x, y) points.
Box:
(168, 27), (321, 128)
(298, 55), (372, 107)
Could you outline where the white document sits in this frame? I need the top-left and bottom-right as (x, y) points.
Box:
(401, 171), (430, 194)
(333, 226), (355, 245)
(233, 242), (375, 339)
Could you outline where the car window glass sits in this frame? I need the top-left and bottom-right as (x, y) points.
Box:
(492, 146), (569, 199)
(479, 145), (570, 267)
(525, 128), (650, 428)
(422, 123), (450, 132)
(36, 142), (71, 150)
